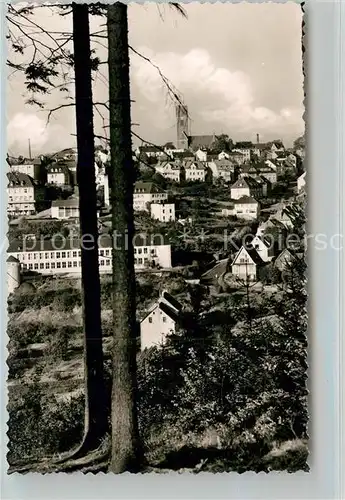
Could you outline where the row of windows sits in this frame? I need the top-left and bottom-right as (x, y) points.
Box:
(24, 258), (113, 271)
(17, 248), (113, 261)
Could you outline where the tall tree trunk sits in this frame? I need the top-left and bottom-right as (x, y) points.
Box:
(72, 3), (107, 453)
(107, 3), (141, 473)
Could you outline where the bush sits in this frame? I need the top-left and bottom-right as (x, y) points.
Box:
(7, 384), (84, 464)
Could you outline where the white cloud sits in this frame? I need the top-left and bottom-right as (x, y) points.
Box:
(7, 113), (73, 156)
(130, 47), (304, 141)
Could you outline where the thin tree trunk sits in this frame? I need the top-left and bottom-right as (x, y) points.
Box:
(72, 3), (108, 453)
(107, 2), (141, 473)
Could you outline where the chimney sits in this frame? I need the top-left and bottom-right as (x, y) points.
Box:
(256, 133), (260, 144)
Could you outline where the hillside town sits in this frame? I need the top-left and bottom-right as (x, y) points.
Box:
(7, 102), (306, 353)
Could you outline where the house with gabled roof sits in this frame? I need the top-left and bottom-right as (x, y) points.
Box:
(155, 161), (182, 183)
(274, 248), (296, 272)
(184, 160), (207, 182)
(231, 246), (264, 281)
(250, 235), (275, 262)
(140, 291), (183, 350)
(230, 176), (262, 200)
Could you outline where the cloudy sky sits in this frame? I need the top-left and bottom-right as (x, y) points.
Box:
(7, 3), (304, 157)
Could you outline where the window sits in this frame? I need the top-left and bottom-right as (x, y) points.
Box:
(45, 252), (49, 259)
(51, 262), (55, 269)
(29, 264), (33, 270)
(144, 258), (148, 263)
(100, 260), (105, 266)
(73, 251), (77, 257)
(62, 252), (66, 258)
(68, 261), (72, 268)
(105, 250), (110, 256)
(134, 248), (137, 254)
(78, 250), (81, 257)
(57, 262), (61, 269)
(100, 250), (104, 256)
(33, 253), (37, 260)
(134, 258), (138, 265)
(73, 261), (78, 267)
(50, 252), (54, 259)
(138, 248), (142, 254)
(34, 263), (38, 269)
(151, 249), (155, 254)
(106, 259), (110, 266)
(138, 258), (143, 264)
(28, 254), (31, 260)
(144, 248), (148, 254)
(163, 316), (166, 323)
(62, 262), (66, 268)
(56, 252), (61, 258)
(39, 263), (44, 269)
(45, 262), (50, 269)
(149, 317), (153, 323)
(67, 251), (71, 258)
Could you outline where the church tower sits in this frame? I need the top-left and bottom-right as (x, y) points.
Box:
(176, 104), (189, 150)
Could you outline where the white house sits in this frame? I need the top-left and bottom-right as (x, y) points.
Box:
(230, 177), (262, 200)
(232, 148), (251, 162)
(51, 197), (79, 219)
(208, 160), (234, 183)
(47, 164), (71, 186)
(8, 157), (43, 181)
(7, 172), (44, 217)
(150, 202), (175, 223)
(233, 196), (260, 220)
(195, 149), (208, 162)
(155, 162), (182, 183)
(133, 182), (168, 211)
(140, 291), (182, 350)
(250, 235), (274, 262)
(231, 246), (264, 281)
(7, 233), (172, 275)
(297, 172), (306, 192)
(256, 165), (277, 185)
(184, 161), (206, 182)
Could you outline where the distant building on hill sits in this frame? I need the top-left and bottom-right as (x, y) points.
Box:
(7, 172), (45, 217)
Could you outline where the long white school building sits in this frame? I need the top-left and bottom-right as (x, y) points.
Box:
(7, 234), (172, 275)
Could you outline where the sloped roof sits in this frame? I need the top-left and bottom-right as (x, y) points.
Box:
(162, 291), (183, 312)
(7, 255), (20, 263)
(7, 172), (34, 188)
(201, 258), (229, 281)
(140, 300), (180, 324)
(234, 195), (259, 205)
(232, 246), (264, 266)
(134, 181), (165, 194)
(184, 160), (206, 170)
(188, 135), (215, 150)
(51, 198), (79, 208)
(231, 176), (260, 190)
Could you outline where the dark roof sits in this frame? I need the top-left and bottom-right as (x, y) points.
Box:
(158, 301), (180, 322)
(134, 181), (165, 194)
(51, 198), (79, 208)
(184, 160), (206, 170)
(173, 151), (195, 159)
(234, 195), (259, 205)
(138, 145), (161, 153)
(231, 177), (260, 190)
(8, 232), (170, 253)
(232, 246), (264, 266)
(7, 172), (34, 188)
(201, 259), (229, 281)
(7, 255), (20, 263)
(235, 141), (253, 148)
(188, 135), (215, 150)
(162, 291), (183, 312)
(47, 163), (70, 174)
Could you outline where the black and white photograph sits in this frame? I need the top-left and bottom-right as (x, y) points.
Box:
(6, 2), (307, 473)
